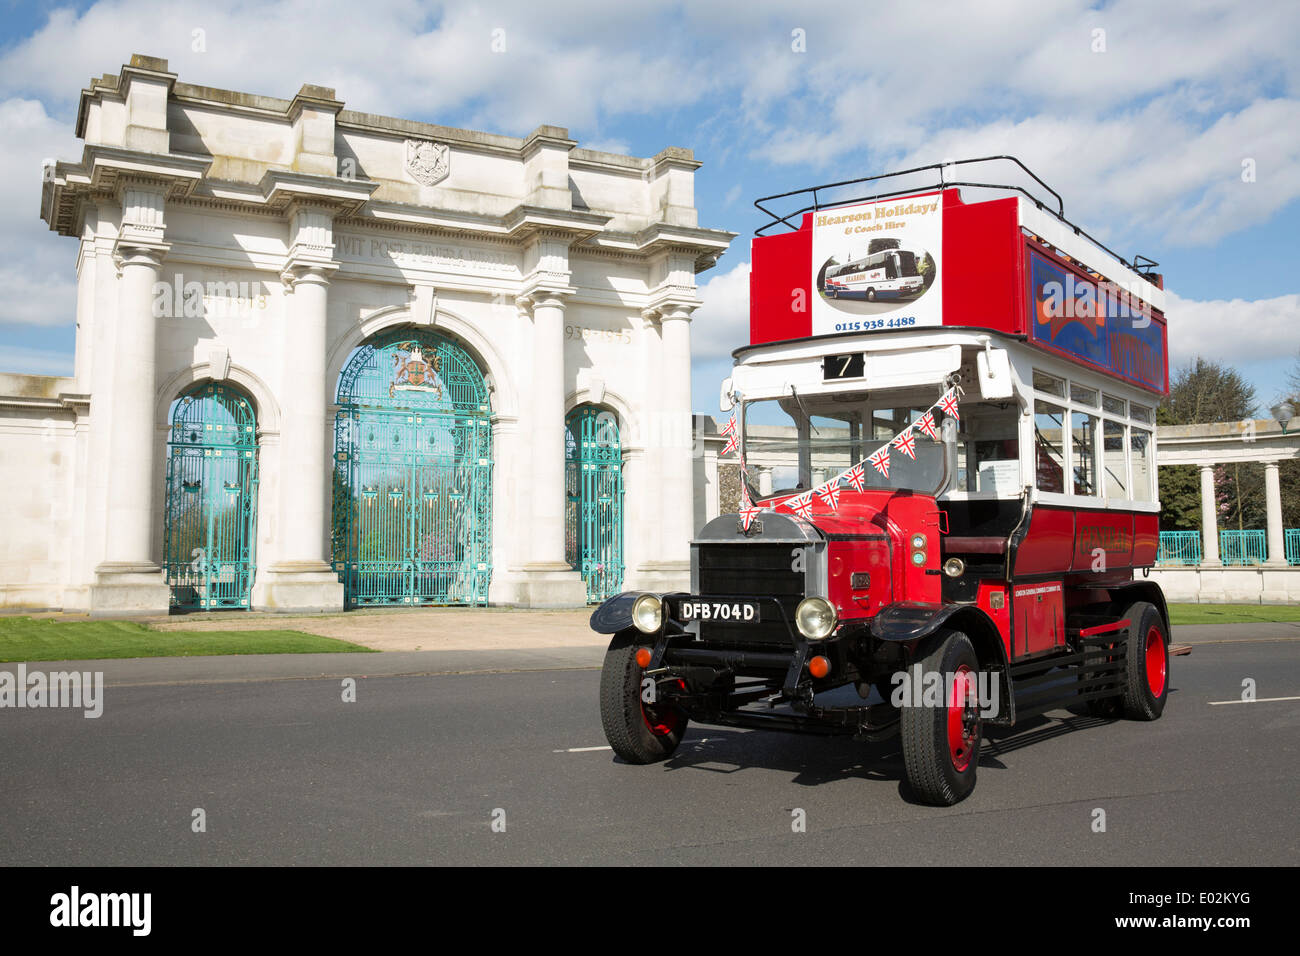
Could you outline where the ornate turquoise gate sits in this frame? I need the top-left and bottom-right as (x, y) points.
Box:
(565, 406), (624, 603)
(333, 330), (492, 607)
(163, 383), (258, 609)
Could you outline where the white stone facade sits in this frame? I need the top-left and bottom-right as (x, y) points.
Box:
(1, 54), (733, 615)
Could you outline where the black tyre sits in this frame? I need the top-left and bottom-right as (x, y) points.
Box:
(1120, 601), (1169, 720)
(866, 288), (877, 301)
(900, 629), (982, 806)
(599, 630), (687, 763)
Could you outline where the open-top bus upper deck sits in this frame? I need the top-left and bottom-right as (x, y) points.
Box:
(748, 157), (1169, 398)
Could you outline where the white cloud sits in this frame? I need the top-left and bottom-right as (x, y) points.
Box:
(693, 260), (750, 363)
(1164, 290), (1300, 368)
(0, 266), (76, 327)
(582, 138), (631, 155)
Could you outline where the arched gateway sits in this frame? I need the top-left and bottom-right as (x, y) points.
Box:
(332, 329), (492, 607)
(565, 405), (624, 602)
(163, 383), (259, 609)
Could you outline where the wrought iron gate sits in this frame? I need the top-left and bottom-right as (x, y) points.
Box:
(163, 383), (258, 609)
(333, 330), (492, 607)
(565, 406), (624, 603)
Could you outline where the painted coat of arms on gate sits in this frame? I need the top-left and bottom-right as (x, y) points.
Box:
(405, 139), (450, 186)
(390, 344), (443, 398)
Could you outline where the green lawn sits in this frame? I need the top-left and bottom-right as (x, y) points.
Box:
(0, 616), (375, 662)
(1167, 603), (1300, 626)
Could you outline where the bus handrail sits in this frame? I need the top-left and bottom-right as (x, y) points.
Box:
(752, 155), (1157, 277)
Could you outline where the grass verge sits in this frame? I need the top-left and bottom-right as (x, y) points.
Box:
(1166, 603), (1300, 626)
(0, 616), (375, 662)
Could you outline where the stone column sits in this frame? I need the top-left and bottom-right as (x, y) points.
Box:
(90, 242), (171, 615)
(529, 292), (568, 565)
(255, 261), (344, 612)
(1199, 464), (1221, 566)
(513, 292), (586, 606)
(1263, 461), (1286, 567)
(658, 306), (695, 575)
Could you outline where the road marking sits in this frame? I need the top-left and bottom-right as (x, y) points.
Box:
(1208, 696), (1300, 706)
(553, 745), (613, 753)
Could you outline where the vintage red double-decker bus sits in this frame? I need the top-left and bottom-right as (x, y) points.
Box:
(593, 158), (1177, 805)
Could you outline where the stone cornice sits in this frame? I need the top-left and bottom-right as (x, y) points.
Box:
(586, 222), (736, 272)
(259, 168), (377, 217)
(42, 145), (211, 237)
(503, 205), (612, 243)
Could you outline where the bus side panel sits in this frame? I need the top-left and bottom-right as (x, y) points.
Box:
(1012, 581), (1065, 657)
(976, 580), (1013, 658)
(1072, 510), (1134, 571)
(1132, 512), (1159, 566)
(750, 226), (812, 345)
(942, 195), (1023, 335)
(1013, 506), (1075, 576)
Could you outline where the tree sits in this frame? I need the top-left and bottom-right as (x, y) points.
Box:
(1157, 357), (1258, 533)
(1161, 357), (1257, 425)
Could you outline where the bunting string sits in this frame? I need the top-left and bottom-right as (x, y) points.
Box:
(720, 386), (963, 523)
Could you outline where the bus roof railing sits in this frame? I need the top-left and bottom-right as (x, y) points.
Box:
(752, 155), (1158, 278)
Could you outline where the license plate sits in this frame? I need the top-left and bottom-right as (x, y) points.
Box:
(676, 599), (761, 623)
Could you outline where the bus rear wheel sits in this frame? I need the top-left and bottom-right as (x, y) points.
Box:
(1121, 602), (1169, 720)
(900, 629), (982, 806)
(866, 288), (877, 301)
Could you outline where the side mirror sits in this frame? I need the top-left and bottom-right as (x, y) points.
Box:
(977, 347), (1013, 400)
(719, 377), (735, 412)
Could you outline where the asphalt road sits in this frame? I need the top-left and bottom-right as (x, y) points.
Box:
(1, 634), (1297, 866)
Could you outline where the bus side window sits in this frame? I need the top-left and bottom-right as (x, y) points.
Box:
(1034, 400), (1066, 494)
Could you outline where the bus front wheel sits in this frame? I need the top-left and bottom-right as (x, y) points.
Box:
(900, 629), (982, 806)
(866, 288), (877, 301)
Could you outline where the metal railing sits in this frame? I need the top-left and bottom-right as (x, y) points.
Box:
(1286, 528), (1300, 566)
(1156, 531), (1203, 566)
(1220, 529), (1267, 566)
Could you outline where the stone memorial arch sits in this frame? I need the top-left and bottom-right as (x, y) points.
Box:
(0, 53), (734, 615)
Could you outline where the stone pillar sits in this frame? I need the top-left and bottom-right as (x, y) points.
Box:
(89, 241), (171, 615)
(1263, 461), (1286, 567)
(657, 305), (695, 577)
(512, 291), (586, 606)
(255, 261), (344, 612)
(1199, 464), (1221, 566)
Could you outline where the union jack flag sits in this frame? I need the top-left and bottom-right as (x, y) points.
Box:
(939, 389), (960, 420)
(739, 505), (763, 532)
(721, 415), (737, 437)
(892, 428), (918, 460)
(869, 446), (891, 477)
(842, 463), (866, 492)
(815, 480), (841, 509)
(722, 431), (740, 456)
(786, 493), (814, 520)
(915, 411), (938, 441)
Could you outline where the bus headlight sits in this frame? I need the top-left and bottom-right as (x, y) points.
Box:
(631, 594), (663, 634)
(795, 597), (838, 641)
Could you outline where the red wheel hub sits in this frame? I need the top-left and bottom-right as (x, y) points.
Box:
(947, 665), (979, 772)
(640, 678), (685, 737)
(1144, 626), (1167, 697)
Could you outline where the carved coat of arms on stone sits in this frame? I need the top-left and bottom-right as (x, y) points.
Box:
(405, 139), (450, 186)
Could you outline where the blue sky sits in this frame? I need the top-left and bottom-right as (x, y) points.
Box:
(1, 0), (1297, 418)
